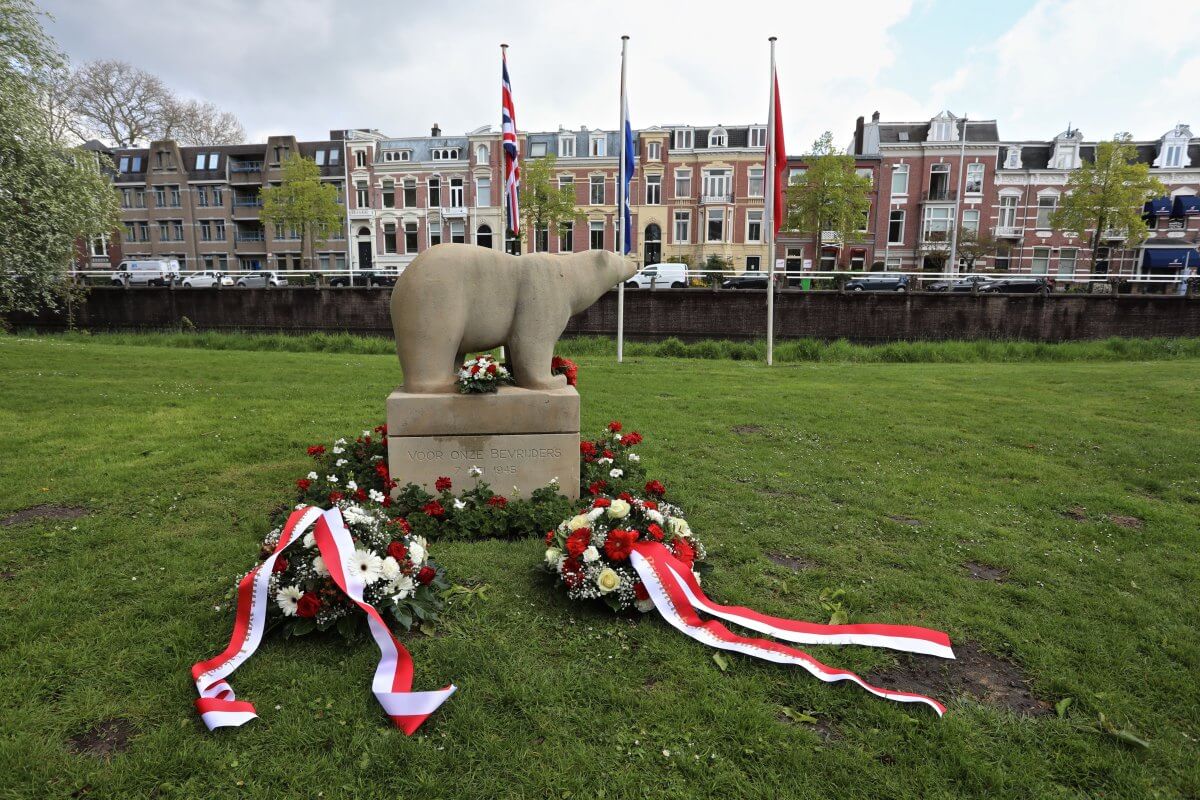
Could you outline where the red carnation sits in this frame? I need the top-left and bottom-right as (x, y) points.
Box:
(634, 581), (649, 601)
(565, 528), (591, 558)
(643, 500), (659, 511)
(604, 528), (639, 561)
(272, 557), (289, 573)
(580, 441), (597, 458)
(592, 497), (612, 508)
(417, 566), (436, 585)
(551, 356), (579, 387)
(354, 488), (367, 502)
(608, 421), (623, 432)
(671, 537), (695, 566)
(329, 491), (344, 503)
(296, 593), (320, 618)
(374, 462), (390, 478)
(381, 495), (393, 508)
(647, 523), (664, 541)
(603, 449), (614, 459)
(544, 530), (555, 545)
(296, 478), (311, 491)
(621, 432), (643, 447)
(618, 491), (635, 503)
(487, 495), (508, 508)
(561, 556), (584, 588)
(486, 362), (498, 375)
(422, 500), (445, 518)
(645, 480), (665, 497)
(374, 424), (388, 436)
(387, 541), (408, 562)
(588, 480), (608, 496)
(306, 445), (326, 457)
(435, 476), (452, 492)
(390, 517), (412, 533)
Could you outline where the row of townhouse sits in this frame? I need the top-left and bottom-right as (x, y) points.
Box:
(81, 113), (1200, 284)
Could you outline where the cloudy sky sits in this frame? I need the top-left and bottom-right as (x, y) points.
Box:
(39, 0), (1200, 148)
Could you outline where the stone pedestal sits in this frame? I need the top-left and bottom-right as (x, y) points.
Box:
(386, 385), (579, 499)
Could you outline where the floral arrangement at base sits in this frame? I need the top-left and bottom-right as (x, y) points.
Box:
(544, 489), (707, 612)
(551, 355), (578, 386)
(252, 502), (449, 639)
(579, 421), (654, 500)
(457, 354), (512, 394)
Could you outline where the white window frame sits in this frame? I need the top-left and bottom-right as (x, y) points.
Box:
(645, 174), (661, 205)
(961, 209), (980, 235)
(673, 210), (690, 244)
(589, 175), (604, 205)
(475, 177), (491, 207)
(1036, 193), (1058, 229)
(706, 208), (725, 243)
(888, 209), (905, 244)
(529, 141), (547, 158)
(965, 162), (984, 195)
(589, 220), (605, 250)
(673, 128), (694, 150)
(998, 194), (1019, 229)
(428, 220), (442, 247)
(709, 128), (727, 148)
(746, 210), (763, 243)
(559, 135), (576, 158)
(1059, 247), (1078, 277)
(354, 150), (367, 168)
(449, 177), (464, 208)
(646, 141), (661, 161)
(891, 164), (909, 196)
(747, 167), (764, 198)
(749, 127), (766, 148)
(475, 144), (488, 164)
(590, 135), (606, 157)
(674, 168), (692, 198)
(1031, 246), (1051, 275)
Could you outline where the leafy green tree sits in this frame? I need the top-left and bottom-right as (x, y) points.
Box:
(1050, 134), (1166, 272)
(0, 0), (119, 321)
(260, 153), (344, 272)
(956, 228), (1005, 272)
(783, 132), (872, 269)
(517, 154), (580, 251)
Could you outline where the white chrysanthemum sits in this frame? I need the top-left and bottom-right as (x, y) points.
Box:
(332, 446), (345, 455)
(597, 457), (613, 466)
(582, 545), (600, 563)
(567, 514), (590, 531)
(369, 489), (386, 503)
(408, 538), (427, 566)
(312, 555), (330, 577)
(336, 459), (348, 467)
(390, 574), (415, 601)
(306, 471), (318, 480)
(342, 504), (373, 528)
(453, 498), (467, 510)
(346, 480), (358, 492)
(326, 474), (338, 484)
(586, 507), (605, 522)
(276, 585), (302, 616)
(596, 568), (621, 594)
(609, 468), (624, 479)
(545, 547), (563, 566)
(645, 509), (665, 525)
(628, 453), (640, 462)
(347, 549), (384, 585)
(381, 556), (401, 581)
(607, 499), (631, 519)
(612, 432), (623, 441)
(469, 465), (483, 478)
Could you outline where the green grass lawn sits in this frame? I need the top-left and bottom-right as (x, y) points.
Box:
(0, 335), (1197, 799)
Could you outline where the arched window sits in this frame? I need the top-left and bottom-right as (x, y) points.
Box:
(709, 127), (727, 148)
(476, 224), (493, 249)
(475, 144), (488, 164)
(356, 226), (371, 238)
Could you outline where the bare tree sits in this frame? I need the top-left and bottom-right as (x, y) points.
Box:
(69, 59), (173, 146)
(35, 65), (85, 145)
(162, 98), (246, 145)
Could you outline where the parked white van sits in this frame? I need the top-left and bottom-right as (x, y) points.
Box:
(112, 259), (181, 287)
(624, 262), (689, 289)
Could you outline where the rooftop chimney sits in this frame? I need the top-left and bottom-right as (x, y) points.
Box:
(854, 116), (865, 155)
(431, 123), (441, 137)
(871, 110), (880, 122)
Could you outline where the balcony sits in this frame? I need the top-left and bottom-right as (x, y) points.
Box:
(700, 193), (734, 204)
(1102, 229), (1127, 241)
(441, 205), (468, 219)
(922, 188), (957, 202)
(235, 231), (265, 243)
(348, 207), (374, 220)
(994, 225), (1023, 238)
(820, 231), (842, 245)
(230, 161), (263, 173)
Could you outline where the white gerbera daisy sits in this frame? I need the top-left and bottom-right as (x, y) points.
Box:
(390, 574), (415, 601)
(468, 465), (483, 478)
(276, 586), (302, 616)
(312, 555), (330, 577)
(347, 549), (384, 585)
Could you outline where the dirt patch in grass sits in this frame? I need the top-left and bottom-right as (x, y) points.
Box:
(731, 424), (765, 435)
(67, 718), (136, 758)
(766, 552), (817, 572)
(962, 561), (1009, 582)
(867, 641), (1049, 717)
(887, 515), (923, 527)
(1107, 515), (1143, 529)
(0, 570), (15, 581)
(1061, 506), (1089, 522)
(1, 504), (89, 527)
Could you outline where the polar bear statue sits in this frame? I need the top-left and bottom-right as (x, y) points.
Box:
(390, 243), (637, 393)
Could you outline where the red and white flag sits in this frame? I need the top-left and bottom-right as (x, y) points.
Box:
(767, 69), (786, 237)
(501, 47), (520, 236)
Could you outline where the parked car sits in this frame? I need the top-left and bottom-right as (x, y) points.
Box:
(978, 276), (1053, 295)
(181, 270), (233, 288)
(235, 271), (289, 288)
(329, 271), (397, 288)
(721, 273), (770, 289)
(111, 259), (181, 287)
(926, 275), (989, 293)
(844, 274), (910, 292)
(625, 262), (689, 289)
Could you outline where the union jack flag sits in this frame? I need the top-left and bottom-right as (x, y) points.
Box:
(501, 49), (520, 237)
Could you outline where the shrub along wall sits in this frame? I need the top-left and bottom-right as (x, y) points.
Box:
(14, 287), (1200, 343)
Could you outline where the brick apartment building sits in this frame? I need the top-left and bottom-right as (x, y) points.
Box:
(850, 112), (1200, 281)
(82, 135), (349, 273)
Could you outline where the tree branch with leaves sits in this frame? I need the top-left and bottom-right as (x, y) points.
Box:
(517, 154), (581, 251)
(260, 154), (343, 272)
(783, 132), (872, 269)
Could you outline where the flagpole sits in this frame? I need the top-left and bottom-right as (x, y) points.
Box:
(500, 43), (510, 365)
(765, 36), (777, 366)
(617, 35), (628, 364)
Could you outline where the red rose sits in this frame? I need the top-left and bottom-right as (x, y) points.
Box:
(387, 541), (408, 562)
(618, 491), (635, 503)
(580, 441), (597, 458)
(296, 593), (320, 618)
(435, 476), (452, 492)
(565, 528), (591, 558)
(272, 557), (289, 573)
(608, 421), (623, 432)
(561, 556), (584, 588)
(329, 491), (344, 503)
(588, 480), (608, 496)
(487, 495), (508, 508)
(417, 565), (436, 585)
(296, 478), (311, 491)
(634, 581), (649, 601)
(592, 498), (611, 508)
(645, 480), (665, 497)
(621, 432), (642, 447)
(647, 523), (664, 541)
(604, 528), (638, 561)
(390, 517), (412, 533)
(486, 362), (498, 375)
(671, 537), (695, 566)
(544, 530), (555, 545)
(354, 488), (367, 502)
(306, 445), (326, 457)
(422, 500), (445, 518)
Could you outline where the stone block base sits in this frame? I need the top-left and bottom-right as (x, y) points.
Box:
(386, 385), (580, 499)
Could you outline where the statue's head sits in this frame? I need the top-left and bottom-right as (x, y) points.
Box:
(586, 249), (638, 286)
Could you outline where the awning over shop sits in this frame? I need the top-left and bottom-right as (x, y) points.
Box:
(1144, 197), (1173, 216)
(1172, 195), (1200, 216)
(1142, 248), (1198, 269)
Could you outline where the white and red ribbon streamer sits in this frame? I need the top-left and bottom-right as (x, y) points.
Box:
(190, 506), (455, 733)
(629, 542), (954, 715)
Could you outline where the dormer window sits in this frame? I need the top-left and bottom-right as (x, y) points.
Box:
(1051, 129), (1083, 170)
(929, 113), (956, 142)
(431, 148), (459, 161)
(383, 150), (410, 162)
(709, 127), (727, 148)
(559, 135), (576, 158)
(1154, 124), (1193, 169)
(749, 127), (766, 148)
(530, 141), (547, 158)
(1004, 146), (1022, 169)
(590, 135), (606, 157)
(673, 128), (694, 150)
